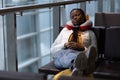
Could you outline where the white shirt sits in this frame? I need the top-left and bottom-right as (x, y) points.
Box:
(51, 27), (97, 58)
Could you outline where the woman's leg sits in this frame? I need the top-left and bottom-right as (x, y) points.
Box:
(72, 46), (98, 76)
(54, 49), (78, 69)
(72, 52), (87, 76)
(85, 46), (98, 74)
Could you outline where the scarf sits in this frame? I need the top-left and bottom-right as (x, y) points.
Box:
(66, 20), (92, 44)
(66, 20), (92, 31)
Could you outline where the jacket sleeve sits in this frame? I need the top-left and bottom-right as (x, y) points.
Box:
(90, 30), (97, 49)
(85, 30), (98, 58)
(50, 28), (67, 57)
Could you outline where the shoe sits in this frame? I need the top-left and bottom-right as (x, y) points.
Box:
(72, 68), (83, 77)
(72, 46), (98, 76)
(85, 46), (98, 74)
(72, 52), (87, 76)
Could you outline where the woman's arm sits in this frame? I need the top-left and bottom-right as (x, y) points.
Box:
(50, 28), (72, 56)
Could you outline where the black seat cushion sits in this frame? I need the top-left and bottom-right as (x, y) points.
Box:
(39, 61), (66, 74)
(104, 27), (120, 60)
(94, 61), (120, 80)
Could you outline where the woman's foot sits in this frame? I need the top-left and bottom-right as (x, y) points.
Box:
(72, 52), (87, 76)
(85, 46), (98, 74)
(72, 46), (98, 76)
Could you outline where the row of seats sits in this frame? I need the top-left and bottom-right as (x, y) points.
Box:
(59, 12), (120, 80)
(39, 12), (120, 80)
(93, 13), (120, 80)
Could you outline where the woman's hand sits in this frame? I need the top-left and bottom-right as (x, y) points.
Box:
(64, 42), (85, 51)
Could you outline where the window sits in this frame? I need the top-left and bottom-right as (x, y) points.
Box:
(17, 8), (53, 72)
(115, 0), (120, 12)
(2, 0), (53, 73)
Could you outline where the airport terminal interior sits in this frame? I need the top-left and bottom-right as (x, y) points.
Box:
(0, 0), (120, 80)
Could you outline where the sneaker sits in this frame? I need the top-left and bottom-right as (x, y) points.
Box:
(85, 46), (98, 74)
(72, 68), (83, 77)
(72, 46), (98, 76)
(72, 52), (88, 76)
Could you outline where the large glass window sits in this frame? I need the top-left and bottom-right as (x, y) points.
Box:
(2, 0), (53, 73)
(16, 8), (53, 72)
(115, 0), (120, 12)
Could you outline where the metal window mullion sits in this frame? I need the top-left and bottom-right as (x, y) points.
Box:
(2, 0), (5, 8)
(98, 0), (103, 12)
(18, 52), (51, 69)
(4, 13), (17, 71)
(80, 2), (86, 13)
(110, 0), (115, 12)
(60, 5), (67, 26)
(35, 10), (41, 68)
(17, 27), (53, 40)
(53, 6), (60, 41)
(49, 8), (52, 61)
(17, 32), (38, 40)
(16, 10), (51, 16)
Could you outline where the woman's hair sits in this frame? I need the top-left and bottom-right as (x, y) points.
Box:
(70, 8), (86, 22)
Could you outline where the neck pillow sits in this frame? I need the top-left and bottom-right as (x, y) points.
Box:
(66, 20), (93, 31)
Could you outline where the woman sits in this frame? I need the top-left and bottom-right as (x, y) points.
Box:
(51, 8), (97, 76)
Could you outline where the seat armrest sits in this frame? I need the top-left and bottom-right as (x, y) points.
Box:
(39, 61), (66, 74)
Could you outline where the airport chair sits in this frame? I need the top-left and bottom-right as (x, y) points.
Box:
(94, 27), (120, 80)
(93, 13), (120, 80)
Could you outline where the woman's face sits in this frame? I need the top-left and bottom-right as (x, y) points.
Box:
(70, 10), (85, 26)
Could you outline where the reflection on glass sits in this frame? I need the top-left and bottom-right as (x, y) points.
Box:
(39, 55), (50, 67)
(17, 11), (36, 36)
(19, 62), (38, 73)
(17, 36), (37, 63)
(115, 0), (120, 12)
